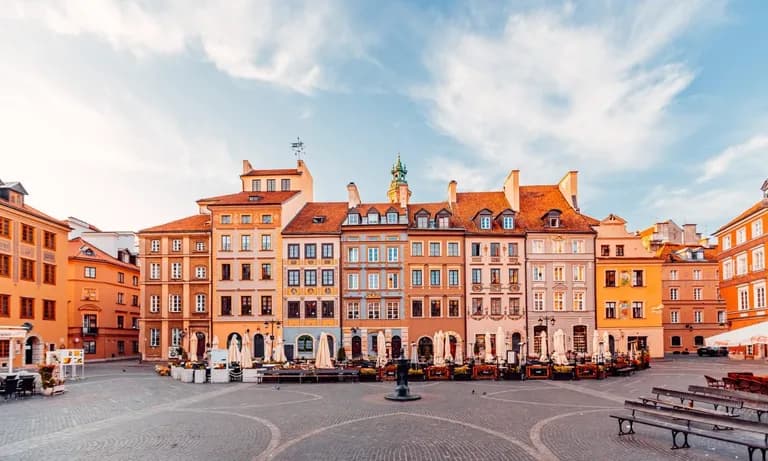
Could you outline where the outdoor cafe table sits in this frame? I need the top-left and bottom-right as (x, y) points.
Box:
(0, 370), (42, 391)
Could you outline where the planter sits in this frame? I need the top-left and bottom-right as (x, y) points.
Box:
(42, 385), (66, 396)
(472, 364), (498, 380)
(194, 369), (207, 383)
(526, 365), (551, 380)
(426, 366), (451, 381)
(172, 366), (183, 380)
(211, 368), (230, 383)
(379, 366), (397, 382)
(575, 365), (598, 380)
(242, 368), (263, 383)
(180, 368), (195, 383)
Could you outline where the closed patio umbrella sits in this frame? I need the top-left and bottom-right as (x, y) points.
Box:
(496, 326), (506, 363)
(484, 331), (493, 363)
(455, 340), (463, 364)
(273, 338), (286, 363)
(265, 335), (273, 362)
(552, 329), (567, 365)
(539, 330), (548, 362)
(433, 331), (444, 366)
(212, 335), (219, 349)
(602, 331), (611, 361)
(241, 333), (253, 369)
(189, 333), (198, 362)
(227, 336), (241, 366)
(411, 343), (418, 365)
(444, 333), (453, 363)
(377, 331), (387, 367)
(315, 332), (333, 369)
(591, 330), (600, 362)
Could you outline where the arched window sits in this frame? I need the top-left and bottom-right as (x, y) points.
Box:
(227, 333), (241, 349)
(195, 332), (206, 358)
(391, 335), (402, 358)
(297, 335), (313, 353)
(511, 332), (522, 352)
(351, 336), (362, 359)
(253, 334), (265, 358)
(418, 337), (433, 360)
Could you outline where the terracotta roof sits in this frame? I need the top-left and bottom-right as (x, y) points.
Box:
(283, 202), (348, 234)
(516, 185), (595, 233)
(139, 214), (211, 233)
(407, 201), (463, 230)
(656, 243), (718, 262)
(68, 237), (139, 270)
(347, 202), (405, 217)
(197, 190), (300, 206)
(241, 168), (301, 177)
(0, 199), (69, 229)
(452, 192), (521, 234)
(714, 199), (768, 235)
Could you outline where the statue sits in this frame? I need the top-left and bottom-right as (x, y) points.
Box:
(385, 348), (421, 401)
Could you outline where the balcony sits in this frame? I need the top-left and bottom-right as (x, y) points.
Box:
(82, 327), (99, 335)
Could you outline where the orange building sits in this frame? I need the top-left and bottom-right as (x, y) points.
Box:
(0, 179), (69, 369)
(714, 181), (768, 356)
(67, 238), (140, 360)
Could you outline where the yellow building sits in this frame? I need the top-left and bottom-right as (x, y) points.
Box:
(595, 214), (664, 358)
(0, 180), (69, 370)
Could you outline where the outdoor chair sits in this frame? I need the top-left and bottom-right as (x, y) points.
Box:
(2, 379), (17, 401)
(18, 376), (35, 398)
(705, 375), (725, 388)
(722, 377), (737, 389)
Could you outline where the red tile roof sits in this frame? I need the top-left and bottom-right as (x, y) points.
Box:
(656, 243), (719, 262)
(347, 202), (405, 217)
(516, 185), (594, 233)
(197, 190), (300, 206)
(451, 192), (520, 234)
(283, 202), (348, 234)
(241, 168), (301, 177)
(714, 199), (768, 235)
(139, 214), (211, 233)
(68, 237), (139, 270)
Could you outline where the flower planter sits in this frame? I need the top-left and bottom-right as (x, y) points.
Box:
(472, 364), (498, 380)
(379, 366), (397, 382)
(526, 365), (551, 380)
(172, 366), (183, 380)
(42, 385), (66, 396)
(242, 368), (263, 383)
(180, 368), (195, 383)
(575, 365), (598, 380)
(194, 369), (207, 383)
(426, 366), (451, 381)
(211, 368), (230, 383)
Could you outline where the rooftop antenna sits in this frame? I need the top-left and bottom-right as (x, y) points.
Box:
(291, 137), (305, 161)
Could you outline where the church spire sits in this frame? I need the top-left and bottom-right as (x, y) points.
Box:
(387, 153), (411, 206)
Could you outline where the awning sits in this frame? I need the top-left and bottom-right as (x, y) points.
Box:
(705, 321), (768, 347)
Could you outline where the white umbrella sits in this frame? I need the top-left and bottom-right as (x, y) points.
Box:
(273, 338), (286, 363)
(265, 335), (273, 362)
(411, 343), (419, 365)
(539, 330), (548, 362)
(444, 333), (453, 363)
(376, 331), (387, 367)
(315, 332), (333, 369)
(602, 331), (611, 361)
(706, 320), (768, 346)
(212, 335), (219, 349)
(189, 333), (198, 362)
(434, 331), (445, 366)
(455, 341), (463, 363)
(227, 335), (241, 366)
(241, 333), (253, 368)
(496, 326), (506, 363)
(552, 329), (567, 365)
(484, 331), (493, 363)
(591, 330), (600, 362)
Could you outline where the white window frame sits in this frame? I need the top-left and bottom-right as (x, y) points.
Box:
(168, 294), (182, 313)
(348, 247), (359, 262)
(387, 302), (399, 319)
(195, 294), (206, 313)
(170, 263), (182, 280)
(447, 242), (460, 257)
(693, 269), (702, 280)
(387, 247), (399, 262)
(150, 295), (160, 313)
(533, 265), (545, 282)
(572, 292), (585, 311)
(670, 288), (678, 300)
(670, 311), (679, 324)
(532, 240), (544, 254)
(150, 263), (160, 280)
(571, 239), (584, 254)
(755, 282), (767, 309)
(367, 301), (380, 319)
(368, 273), (379, 290)
(693, 287), (702, 301)
(753, 247), (765, 272)
(736, 227), (746, 245)
(670, 269), (678, 281)
(150, 240), (160, 252)
(753, 219), (763, 238)
(480, 216), (491, 230)
(368, 247), (379, 262)
(195, 266), (206, 279)
(150, 328), (160, 347)
(736, 253), (748, 276)
(502, 216), (514, 229)
(172, 239), (182, 252)
(694, 310), (703, 323)
(221, 235), (231, 251)
(347, 302), (360, 319)
(572, 265), (585, 282)
(738, 286), (749, 311)
(241, 235), (251, 251)
(196, 241), (206, 252)
(348, 274), (359, 290)
(532, 291), (545, 312)
(722, 235), (731, 250)
(553, 265), (565, 282)
(411, 242), (423, 256)
(553, 291), (565, 311)
(723, 259), (734, 279)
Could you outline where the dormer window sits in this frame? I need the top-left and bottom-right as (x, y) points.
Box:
(386, 212), (398, 224)
(417, 216), (428, 228)
(347, 213), (359, 225)
(368, 212), (379, 224)
(480, 216), (491, 230)
(544, 210), (562, 228)
(84, 248), (94, 256)
(312, 216), (326, 224)
(438, 216), (449, 229)
(502, 216), (514, 230)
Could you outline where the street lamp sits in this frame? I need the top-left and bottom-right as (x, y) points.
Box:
(263, 320), (281, 341)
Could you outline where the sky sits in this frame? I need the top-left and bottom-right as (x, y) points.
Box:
(2, 0), (767, 235)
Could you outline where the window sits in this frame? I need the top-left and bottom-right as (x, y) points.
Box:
(553, 292), (565, 311)
(753, 247), (765, 271)
(718, 310), (726, 324)
(553, 265), (564, 282)
(221, 235), (231, 251)
(693, 269), (702, 280)
(756, 283), (767, 309)
(490, 268), (500, 284)
(480, 216), (491, 230)
(117, 292), (125, 305)
(368, 212), (379, 224)
(632, 302), (644, 319)
(169, 328), (183, 348)
(368, 273), (379, 289)
(723, 260), (733, 279)
(322, 269), (334, 286)
(43, 300), (56, 320)
(347, 213), (359, 225)
(195, 266), (206, 279)
(490, 243), (500, 257)
(670, 311), (679, 323)
(43, 264), (56, 284)
(670, 288), (678, 300)
(632, 270), (644, 287)
(693, 288), (702, 300)
(322, 300), (334, 318)
(449, 299), (459, 317)
(195, 241), (206, 252)
(411, 300), (423, 317)
(221, 296), (232, 316)
(252, 179), (261, 191)
(0, 294), (9, 317)
(168, 294), (181, 313)
(509, 297), (521, 316)
(20, 297), (34, 319)
(572, 265), (585, 282)
(348, 247), (359, 262)
(604, 301), (616, 319)
(304, 269), (317, 286)
(261, 235), (272, 250)
(694, 335), (705, 347)
(471, 268), (482, 284)
(573, 325), (588, 353)
(387, 212), (398, 224)
(430, 269), (440, 286)
(429, 242), (441, 256)
(387, 273), (399, 289)
(368, 247), (379, 262)
(736, 253), (747, 275)
(297, 335), (313, 353)
(195, 294), (206, 313)
(533, 265), (545, 282)
(0, 217), (9, 238)
(571, 240), (584, 253)
(412, 242), (423, 256)
(150, 295), (160, 313)
(0, 255), (8, 277)
(149, 239), (160, 253)
(348, 273), (359, 289)
(240, 296), (252, 316)
(150, 328), (160, 347)
(722, 235), (731, 250)
(305, 301), (317, 318)
(84, 266), (96, 278)
(347, 302), (360, 319)
(694, 310), (703, 323)
(221, 215), (232, 224)
(509, 268), (519, 284)
(387, 302), (399, 319)
(322, 243), (333, 259)
(448, 269), (459, 286)
(430, 299), (441, 317)
(670, 269), (678, 281)
(417, 216), (428, 228)
(171, 263), (182, 279)
(81, 340), (95, 354)
(281, 178), (291, 191)
(601, 245), (610, 257)
(532, 240), (544, 253)
(131, 295), (139, 307)
(287, 270), (300, 286)
(671, 336), (681, 347)
(446, 242), (460, 257)
(471, 242), (481, 257)
(261, 296), (273, 315)
(605, 270), (616, 287)
(305, 244), (317, 259)
(412, 270), (423, 286)
(502, 215), (514, 229)
(43, 231), (56, 250)
(20, 259), (34, 281)
(472, 298), (483, 315)
(533, 291), (545, 311)
(548, 216), (560, 227)
(266, 179), (275, 191)
(287, 301), (300, 318)
(753, 220), (764, 238)
(738, 286), (749, 310)
(21, 224), (34, 244)
(573, 292), (585, 311)
(508, 243), (519, 256)
(367, 302), (380, 319)
(616, 245), (624, 256)
(737, 228), (746, 245)
(262, 214), (273, 224)
(285, 244), (300, 259)
(221, 264), (231, 281)
(240, 235), (251, 251)
(387, 247), (399, 262)
(552, 240), (565, 254)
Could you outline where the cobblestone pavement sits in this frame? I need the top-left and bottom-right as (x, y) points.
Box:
(2, 357), (767, 461)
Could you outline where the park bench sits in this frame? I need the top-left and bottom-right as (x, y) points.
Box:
(652, 387), (743, 413)
(261, 369), (308, 384)
(615, 366), (634, 377)
(638, 397), (736, 419)
(611, 399), (768, 460)
(689, 385), (768, 421)
(314, 369), (359, 383)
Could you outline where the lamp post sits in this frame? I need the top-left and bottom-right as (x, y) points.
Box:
(538, 316), (556, 361)
(263, 320), (281, 341)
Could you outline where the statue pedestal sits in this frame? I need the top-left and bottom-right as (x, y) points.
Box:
(385, 383), (421, 401)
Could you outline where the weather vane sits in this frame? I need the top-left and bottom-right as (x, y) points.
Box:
(291, 137), (305, 161)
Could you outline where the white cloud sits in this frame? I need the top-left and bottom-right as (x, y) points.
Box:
(698, 135), (768, 183)
(10, 0), (362, 93)
(418, 2), (711, 184)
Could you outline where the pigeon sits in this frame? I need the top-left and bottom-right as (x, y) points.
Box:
(471, 389), (475, 394)
(482, 392), (487, 396)
(122, 369), (126, 372)
(273, 386), (280, 390)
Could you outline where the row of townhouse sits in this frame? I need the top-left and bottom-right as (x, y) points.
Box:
(140, 157), (714, 363)
(1, 180), (140, 370)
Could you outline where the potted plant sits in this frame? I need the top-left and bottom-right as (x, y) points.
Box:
(180, 361), (195, 383)
(337, 347), (347, 364)
(503, 365), (524, 381)
(453, 365), (471, 381)
(552, 365), (574, 380)
(359, 367), (378, 382)
(408, 368), (425, 381)
(211, 363), (230, 383)
(575, 363), (598, 379)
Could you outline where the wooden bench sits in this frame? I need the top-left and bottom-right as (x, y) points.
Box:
(611, 399), (768, 459)
(652, 387), (743, 413)
(315, 369), (359, 383)
(615, 366), (634, 377)
(638, 397), (737, 419)
(689, 385), (768, 421)
(261, 369), (307, 384)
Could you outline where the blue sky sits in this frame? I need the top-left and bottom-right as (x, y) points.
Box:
(2, 0), (767, 235)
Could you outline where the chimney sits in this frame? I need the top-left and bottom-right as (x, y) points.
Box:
(682, 224), (699, 245)
(398, 183), (410, 209)
(558, 171), (579, 210)
(242, 160), (253, 174)
(448, 180), (457, 208)
(502, 170), (520, 211)
(347, 182), (361, 209)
